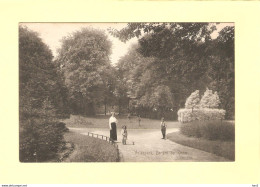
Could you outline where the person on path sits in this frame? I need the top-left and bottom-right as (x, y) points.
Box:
(127, 113), (131, 122)
(121, 125), (128, 145)
(138, 115), (141, 126)
(109, 112), (118, 142)
(160, 117), (167, 139)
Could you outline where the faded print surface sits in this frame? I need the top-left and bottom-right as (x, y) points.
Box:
(19, 23), (234, 162)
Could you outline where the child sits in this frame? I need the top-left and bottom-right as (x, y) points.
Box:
(121, 125), (128, 145)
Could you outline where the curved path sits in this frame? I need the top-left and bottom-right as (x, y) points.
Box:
(69, 127), (229, 162)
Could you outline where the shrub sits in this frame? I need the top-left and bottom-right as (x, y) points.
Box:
(185, 90), (200, 109)
(56, 122), (69, 132)
(180, 120), (234, 141)
(19, 100), (68, 162)
(199, 88), (220, 109)
(178, 108), (226, 123)
(20, 120), (65, 162)
(178, 89), (225, 122)
(180, 122), (202, 138)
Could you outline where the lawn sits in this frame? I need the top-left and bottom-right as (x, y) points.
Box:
(63, 131), (119, 162)
(167, 131), (235, 161)
(63, 114), (181, 129)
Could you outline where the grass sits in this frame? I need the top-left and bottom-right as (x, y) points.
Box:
(167, 131), (235, 161)
(63, 114), (181, 129)
(63, 131), (119, 162)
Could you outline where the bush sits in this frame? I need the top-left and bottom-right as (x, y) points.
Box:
(180, 120), (234, 141)
(56, 122), (69, 132)
(19, 99), (70, 162)
(19, 119), (66, 162)
(178, 89), (226, 122)
(199, 88), (220, 109)
(185, 90), (200, 109)
(178, 108), (225, 123)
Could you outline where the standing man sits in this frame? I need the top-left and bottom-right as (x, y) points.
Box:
(160, 117), (167, 139)
(109, 112), (118, 142)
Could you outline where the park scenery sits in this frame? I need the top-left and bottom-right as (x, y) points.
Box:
(19, 23), (234, 162)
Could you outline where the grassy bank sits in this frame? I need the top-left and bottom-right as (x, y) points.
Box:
(181, 120), (235, 141)
(63, 115), (181, 129)
(167, 131), (235, 160)
(63, 131), (119, 162)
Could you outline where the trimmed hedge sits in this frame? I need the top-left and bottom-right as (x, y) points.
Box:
(180, 120), (235, 141)
(177, 108), (226, 123)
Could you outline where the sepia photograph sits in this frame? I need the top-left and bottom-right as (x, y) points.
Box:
(19, 22), (235, 162)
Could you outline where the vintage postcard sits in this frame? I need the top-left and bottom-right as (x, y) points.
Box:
(0, 0), (260, 185)
(19, 22), (234, 163)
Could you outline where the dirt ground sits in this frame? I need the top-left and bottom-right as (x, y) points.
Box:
(69, 127), (229, 162)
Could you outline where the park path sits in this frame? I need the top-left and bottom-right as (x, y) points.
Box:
(69, 127), (229, 162)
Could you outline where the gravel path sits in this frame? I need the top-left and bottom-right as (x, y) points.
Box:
(69, 127), (229, 162)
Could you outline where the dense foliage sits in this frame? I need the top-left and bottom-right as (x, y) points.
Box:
(110, 23), (234, 119)
(19, 27), (68, 162)
(56, 28), (115, 115)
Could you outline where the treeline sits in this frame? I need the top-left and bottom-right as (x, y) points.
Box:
(51, 23), (234, 120)
(111, 23), (234, 120)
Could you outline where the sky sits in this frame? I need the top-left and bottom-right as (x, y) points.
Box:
(20, 22), (234, 65)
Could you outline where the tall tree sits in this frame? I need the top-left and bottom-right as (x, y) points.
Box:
(19, 26), (67, 162)
(57, 28), (113, 115)
(110, 23), (234, 119)
(116, 44), (174, 118)
(207, 26), (234, 118)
